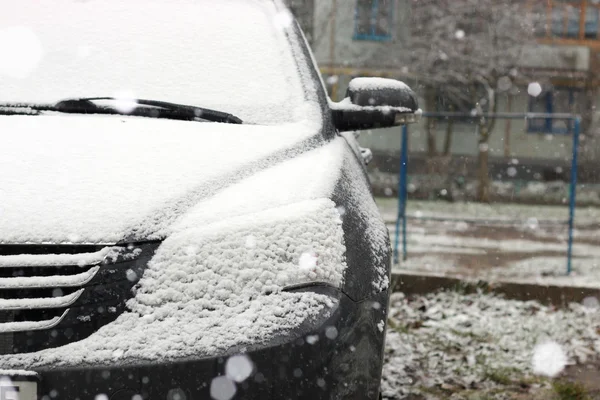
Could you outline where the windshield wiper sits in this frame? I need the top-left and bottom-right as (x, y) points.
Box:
(0, 97), (243, 124)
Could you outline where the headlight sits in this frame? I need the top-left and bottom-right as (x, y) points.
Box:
(134, 198), (345, 307)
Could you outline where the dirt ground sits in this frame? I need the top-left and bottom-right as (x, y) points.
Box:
(558, 362), (600, 400)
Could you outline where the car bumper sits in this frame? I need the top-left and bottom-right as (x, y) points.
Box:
(31, 287), (389, 400)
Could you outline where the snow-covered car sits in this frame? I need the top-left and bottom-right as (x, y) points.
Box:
(0, 1), (419, 399)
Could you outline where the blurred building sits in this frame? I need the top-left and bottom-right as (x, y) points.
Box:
(286, 0), (314, 43)
(290, 0), (600, 182)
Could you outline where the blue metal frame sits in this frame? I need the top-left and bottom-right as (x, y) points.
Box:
(527, 90), (576, 135)
(393, 125), (408, 265)
(353, 0), (393, 41)
(392, 112), (581, 276)
(567, 117), (581, 275)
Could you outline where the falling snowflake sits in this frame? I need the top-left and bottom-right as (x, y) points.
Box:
(273, 11), (294, 30)
(497, 76), (512, 91)
(244, 235), (257, 249)
(532, 341), (567, 377)
(306, 334), (319, 345)
(525, 217), (539, 230)
(67, 233), (81, 243)
(184, 245), (198, 256)
(583, 297), (600, 309)
(325, 326), (338, 340)
(126, 269), (138, 282)
(528, 82), (543, 97)
(0, 26), (44, 79)
(112, 349), (124, 359)
(225, 354), (253, 383)
(112, 90), (138, 114)
(298, 252), (318, 270)
(210, 376), (236, 400)
(326, 75), (339, 85)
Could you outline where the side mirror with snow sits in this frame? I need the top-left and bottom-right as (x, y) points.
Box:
(330, 77), (420, 132)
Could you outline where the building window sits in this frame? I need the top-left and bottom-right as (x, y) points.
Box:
(354, 0), (394, 41)
(537, 0), (600, 40)
(528, 88), (580, 134)
(551, 3), (581, 38)
(585, 6), (599, 39)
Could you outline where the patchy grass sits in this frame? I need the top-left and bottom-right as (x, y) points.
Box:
(387, 315), (424, 334)
(484, 368), (515, 386)
(382, 291), (600, 400)
(518, 375), (548, 388)
(449, 328), (492, 342)
(386, 318), (411, 334)
(411, 385), (542, 400)
(552, 381), (590, 400)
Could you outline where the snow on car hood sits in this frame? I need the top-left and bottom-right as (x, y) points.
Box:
(0, 114), (325, 244)
(0, 137), (354, 369)
(0, 199), (346, 368)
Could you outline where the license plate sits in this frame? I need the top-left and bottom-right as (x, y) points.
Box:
(0, 378), (37, 400)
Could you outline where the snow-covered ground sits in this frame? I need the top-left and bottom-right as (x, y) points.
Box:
(377, 198), (600, 226)
(377, 198), (600, 287)
(370, 172), (600, 207)
(382, 291), (600, 399)
(377, 198), (600, 398)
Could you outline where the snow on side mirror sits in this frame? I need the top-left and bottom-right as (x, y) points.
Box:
(330, 77), (421, 132)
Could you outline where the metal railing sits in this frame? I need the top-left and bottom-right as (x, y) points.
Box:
(393, 112), (582, 275)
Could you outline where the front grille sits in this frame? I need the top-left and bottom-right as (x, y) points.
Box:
(0, 243), (158, 354)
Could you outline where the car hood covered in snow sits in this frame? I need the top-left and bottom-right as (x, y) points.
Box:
(0, 115), (376, 368)
(0, 114), (331, 244)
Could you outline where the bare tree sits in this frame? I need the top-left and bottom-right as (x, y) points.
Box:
(408, 0), (536, 202)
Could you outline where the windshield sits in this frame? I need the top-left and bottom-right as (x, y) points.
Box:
(1, 0), (305, 125)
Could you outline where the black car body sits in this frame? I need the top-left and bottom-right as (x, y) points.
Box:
(0, 1), (418, 399)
